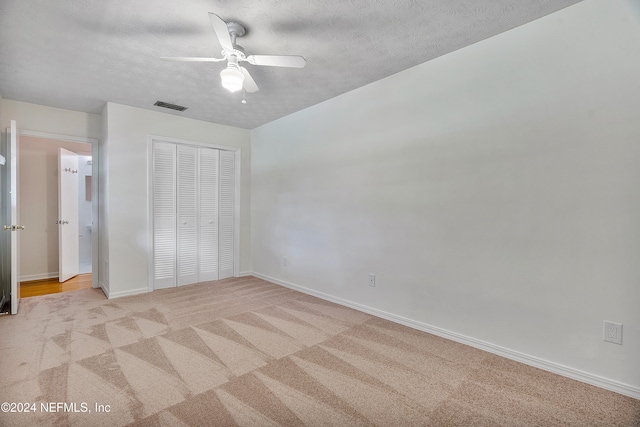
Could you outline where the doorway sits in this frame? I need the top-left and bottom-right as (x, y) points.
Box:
(18, 133), (96, 296)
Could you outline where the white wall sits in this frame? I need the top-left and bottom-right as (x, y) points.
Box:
(251, 0), (640, 397)
(99, 105), (109, 294)
(102, 103), (251, 298)
(0, 99), (102, 139)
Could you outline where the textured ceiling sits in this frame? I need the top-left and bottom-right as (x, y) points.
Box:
(0, 0), (581, 130)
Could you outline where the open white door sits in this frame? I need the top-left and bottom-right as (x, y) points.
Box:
(58, 148), (79, 282)
(7, 120), (22, 314)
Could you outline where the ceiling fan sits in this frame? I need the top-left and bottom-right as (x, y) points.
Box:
(162, 13), (306, 94)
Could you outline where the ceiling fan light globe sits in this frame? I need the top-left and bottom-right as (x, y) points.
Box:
(220, 67), (245, 92)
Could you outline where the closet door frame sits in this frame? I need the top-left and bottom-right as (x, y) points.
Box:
(147, 135), (241, 292)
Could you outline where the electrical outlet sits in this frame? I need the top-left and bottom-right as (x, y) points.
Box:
(603, 321), (622, 345)
(282, 257), (287, 267)
(368, 273), (375, 287)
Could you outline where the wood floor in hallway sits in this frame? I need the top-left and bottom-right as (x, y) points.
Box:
(20, 273), (93, 298)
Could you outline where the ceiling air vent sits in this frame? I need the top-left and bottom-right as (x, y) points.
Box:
(154, 101), (187, 112)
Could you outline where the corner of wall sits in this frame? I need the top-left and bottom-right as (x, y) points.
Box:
(98, 103), (109, 297)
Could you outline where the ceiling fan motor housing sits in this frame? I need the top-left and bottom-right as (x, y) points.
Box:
(161, 13), (305, 95)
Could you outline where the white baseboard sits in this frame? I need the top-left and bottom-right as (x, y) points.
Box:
(252, 271), (640, 400)
(20, 272), (59, 282)
(107, 287), (148, 299)
(237, 271), (252, 277)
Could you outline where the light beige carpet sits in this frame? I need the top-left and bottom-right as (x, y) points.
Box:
(0, 276), (638, 426)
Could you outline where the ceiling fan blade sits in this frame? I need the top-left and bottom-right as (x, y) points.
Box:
(209, 13), (233, 51)
(161, 56), (225, 62)
(246, 55), (306, 68)
(240, 67), (259, 93)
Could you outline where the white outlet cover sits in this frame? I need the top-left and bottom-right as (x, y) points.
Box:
(603, 321), (622, 345)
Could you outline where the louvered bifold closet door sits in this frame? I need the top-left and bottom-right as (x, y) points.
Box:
(219, 150), (235, 279)
(152, 142), (177, 289)
(198, 148), (219, 281)
(177, 145), (198, 286)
